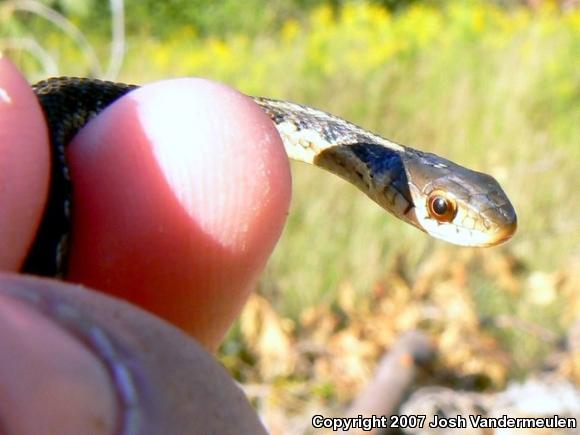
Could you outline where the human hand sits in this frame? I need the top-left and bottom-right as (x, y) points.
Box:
(0, 56), (291, 434)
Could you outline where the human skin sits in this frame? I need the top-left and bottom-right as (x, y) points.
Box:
(0, 56), (291, 434)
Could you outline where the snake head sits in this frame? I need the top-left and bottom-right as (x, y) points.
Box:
(402, 149), (517, 247)
(315, 142), (516, 247)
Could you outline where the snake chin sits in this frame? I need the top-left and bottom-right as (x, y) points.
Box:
(415, 215), (517, 247)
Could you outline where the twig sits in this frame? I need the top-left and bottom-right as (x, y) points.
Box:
(343, 331), (436, 435)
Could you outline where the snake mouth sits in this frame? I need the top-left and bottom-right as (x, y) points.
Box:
(487, 217), (518, 246)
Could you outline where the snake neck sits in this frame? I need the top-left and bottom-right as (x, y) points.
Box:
(252, 96), (405, 162)
(315, 143), (419, 228)
(253, 96), (417, 224)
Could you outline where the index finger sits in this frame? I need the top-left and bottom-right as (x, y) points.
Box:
(0, 56), (50, 272)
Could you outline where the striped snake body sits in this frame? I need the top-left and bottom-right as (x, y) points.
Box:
(23, 77), (517, 277)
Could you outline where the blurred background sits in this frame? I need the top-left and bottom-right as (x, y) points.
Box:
(2, 0), (579, 432)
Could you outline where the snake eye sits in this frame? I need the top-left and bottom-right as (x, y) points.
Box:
(427, 191), (457, 223)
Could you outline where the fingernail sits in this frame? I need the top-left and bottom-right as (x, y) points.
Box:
(0, 291), (122, 434)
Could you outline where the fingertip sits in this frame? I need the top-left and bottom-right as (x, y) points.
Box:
(133, 78), (292, 264)
(67, 78), (291, 349)
(0, 57), (49, 272)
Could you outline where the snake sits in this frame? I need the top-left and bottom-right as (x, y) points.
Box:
(22, 77), (517, 277)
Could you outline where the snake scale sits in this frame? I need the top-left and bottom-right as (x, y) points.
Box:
(22, 77), (517, 277)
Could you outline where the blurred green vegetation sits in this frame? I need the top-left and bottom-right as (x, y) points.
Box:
(21, 0), (430, 37)
(2, 0), (579, 420)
